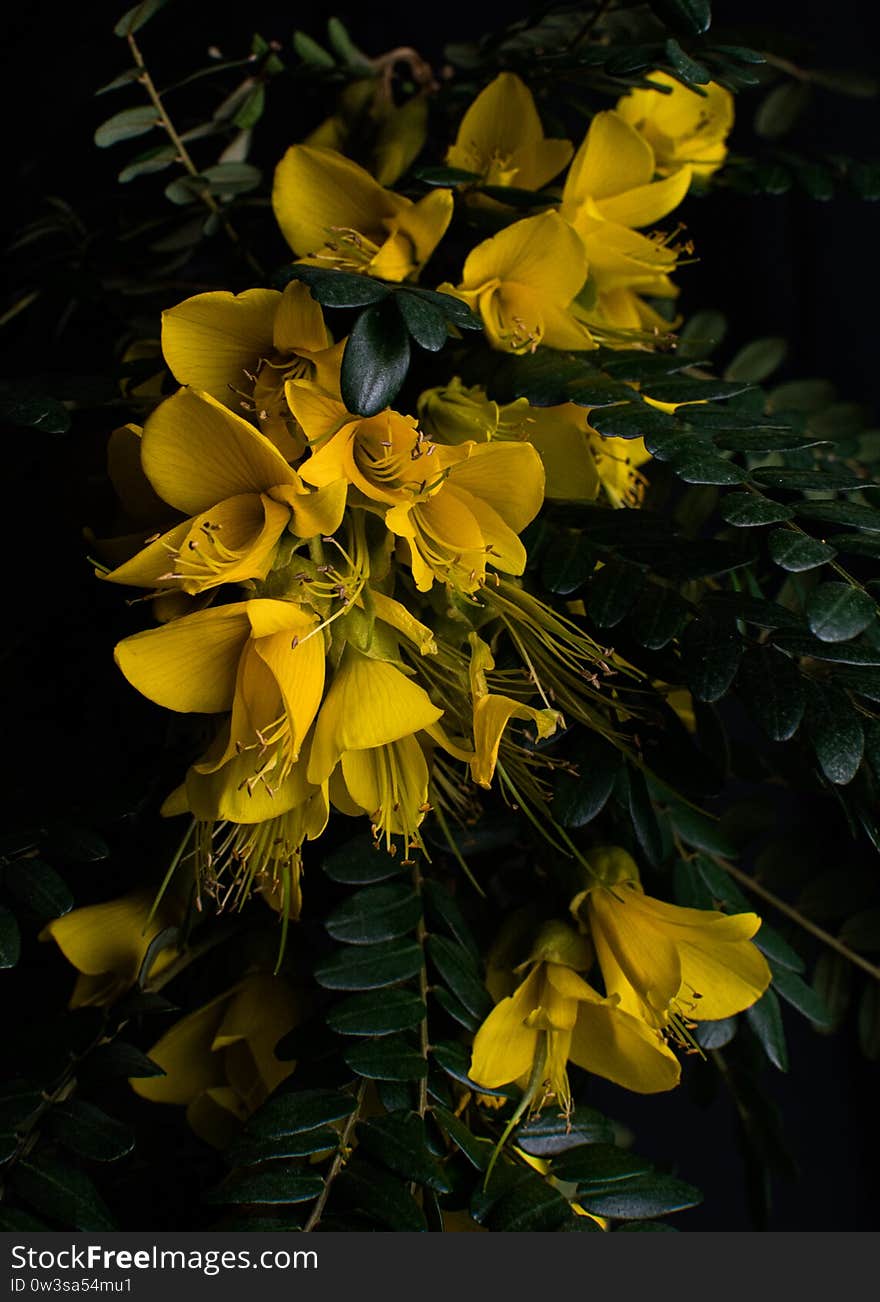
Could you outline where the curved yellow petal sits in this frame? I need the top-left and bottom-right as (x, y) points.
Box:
(506, 138), (574, 190)
(308, 651), (443, 784)
(594, 166), (692, 228)
(114, 602), (250, 713)
(677, 935), (772, 1021)
(273, 279), (330, 354)
(527, 405), (600, 502)
(379, 188), (454, 278)
(272, 145), (405, 257)
(470, 966), (543, 1089)
(569, 1000), (681, 1093)
(565, 110), (654, 205)
(471, 694), (562, 788)
(131, 993), (230, 1104)
(462, 211), (587, 301)
(142, 389), (296, 515)
(161, 288), (279, 402)
(449, 440), (545, 533)
(589, 889), (682, 1017)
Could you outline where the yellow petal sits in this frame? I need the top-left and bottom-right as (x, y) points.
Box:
(564, 111), (654, 205)
(272, 145), (405, 256)
(526, 405), (600, 501)
(462, 211), (587, 302)
(589, 888), (682, 1016)
(142, 389), (295, 515)
(273, 279), (331, 354)
(471, 694), (562, 788)
(569, 999), (681, 1093)
(185, 1086), (248, 1148)
(470, 966), (543, 1089)
(308, 650), (443, 784)
(449, 441), (545, 533)
(677, 935), (772, 1021)
(114, 602), (250, 713)
(270, 478), (347, 540)
(447, 487), (528, 576)
(506, 138), (574, 190)
(367, 589), (438, 655)
(372, 189), (454, 281)
(161, 288), (279, 402)
(107, 424), (168, 525)
(594, 166), (692, 228)
(373, 95), (429, 186)
(131, 992), (230, 1104)
(340, 733), (429, 828)
(451, 73), (544, 166)
(286, 382), (351, 451)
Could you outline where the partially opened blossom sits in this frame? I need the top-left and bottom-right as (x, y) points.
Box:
(272, 145), (453, 281)
(616, 73), (734, 179)
(446, 72), (573, 191)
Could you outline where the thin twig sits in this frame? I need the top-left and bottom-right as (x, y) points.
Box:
(712, 855), (880, 982)
(412, 862), (430, 1121)
(126, 31), (264, 277)
(303, 1081), (366, 1233)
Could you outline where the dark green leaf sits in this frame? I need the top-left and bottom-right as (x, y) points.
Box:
(207, 1168), (324, 1205)
(356, 1113), (451, 1191)
(412, 165), (480, 185)
(832, 532), (880, 559)
(589, 402), (676, 441)
(805, 684), (864, 784)
(772, 968), (834, 1029)
(430, 1040), (509, 1096)
(292, 31), (335, 68)
(646, 379), (754, 404)
(724, 337), (787, 383)
(404, 287), (482, 329)
(554, 734), (622, 828)
(807, 583), (876, 643)
(433, 1106), (492, 1169)
(835, 666), (880, 701)
(692, 854), (752, 911)
(649, 0), (712, 37)
(0, 906), (21, 969)
(736, 649), (805, 740)
(712, 430), (818, 452)
(282, 265), (390, 308)
(669, 448), (747, 485)
(515, 1107), (613, 1156)
(246, 1090), (352, 1140)
(432, 985), (480, 1032)
(325, 883), (420, 945)
(341, 298), (410, 416)
(114, 0), (168, 36)
(669, 807), (736, 857)
(755, 81), (810, 139)
(701, 594), (803, 629)
(233, 84), (266, 130)
(840, 907), (880, 952)
(5, 859), (73, 922)
(577, 1174), (703, 1219)
(751, 467), (867, 491)
(422, 881), (479, 959)
(768, 530), (837, 572)
(0, 1082), (41, 1129)
(202, 162), (262, 194)
(626, 768), (664, 866)
(541, 533), (595, 595)
(677, 309), (726, 359)
(719, 493), (793, 527)
(47, 1101), (135, 1163)
(795, 500), (880, 531)
(94, 105), (159, 148)
(118, 144), (178, 183)
(85, 1042), (164, 1080)
(322, 835), (407, 884)
(551, 1144), (653, 1187)
(326, 989), (425, 1037)
(755, 924), (804, 973)
(694, 1016), (737, 1048)
(344, 1036), (428, 1081)
(629, 585), (689, 649)
(44, 822), (109, 862)
(488, 1177), (573, 1232)
(336, 1157), (428, 1230)
(396, 292), (448, 351)
(427, 936), (491, 1020)
(0, 387), (71, 435)
(745, 988), (788, 1070)
(587, 560), (644, 627)
(314, 938), (424, 990)
(226, 1128), (338, 1165)
(772, 632), (880, 665)
(11, 1157), (115, 1231)
(682, 619), (742, 702)
(326, 16), (371, 69)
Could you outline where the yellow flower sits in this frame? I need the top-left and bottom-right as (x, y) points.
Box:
(287, 383), (545, 592)
(440, 211), (594, 353)
(131, 972), (301, 1147)
(446, 72), (573, 191)
(588, 425), (652, 508)
(101, 389), (346, 596)
(467, 633), (562, 789)
(572, 847), (772, 1037)
(307, 647), (443, 854)
(470, 920), (681, 1111)
(306, 79), (428, 186)
(616, 73), (734, 179)
(161, 281), (343, 457)
(115, 597), (326, 808)
(40, 889), (182, 1009)
(272, 145), (453, 281)
(562, 110), (692, 232)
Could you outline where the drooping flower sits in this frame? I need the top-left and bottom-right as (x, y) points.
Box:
(101, 389), (346, 596)
(616, 73), (734, 180)
(40, 889), (182, 1009)
(307, 647), (443, 854)
(439, 211), (595, 353)
(467, 633), (562, 789)
(287, 383), (545, 592)
(115, 598), (327, 802)
(571, 846), (772, 1039)
(161, 281), (343, 457)
(130, 973), (301, 1147)
(469, 920), (681, 1111)
(446, 72), (573, 191)
(272, 145), (453, 281)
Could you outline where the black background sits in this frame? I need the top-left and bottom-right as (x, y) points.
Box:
(2, 0), (879, 1231)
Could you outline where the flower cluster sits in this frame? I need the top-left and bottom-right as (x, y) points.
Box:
(83, 65), (753, 1127)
